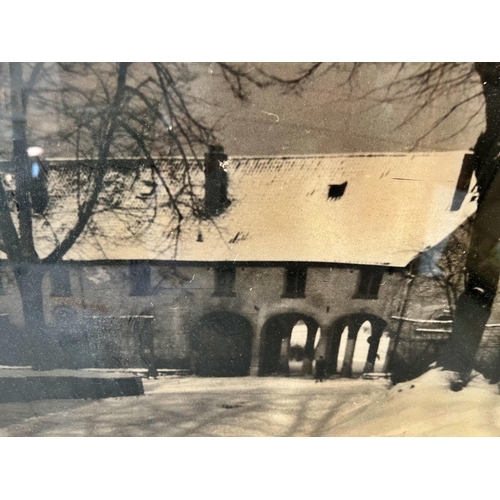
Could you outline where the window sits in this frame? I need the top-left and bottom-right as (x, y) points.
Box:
(51, 266), (71, 297)
(283, 265), (307, 298)
(355, 268), (383, 299)
(130, 263), (151, 296)
(328, 182), (347, 200)
(214, 264), (236, 297)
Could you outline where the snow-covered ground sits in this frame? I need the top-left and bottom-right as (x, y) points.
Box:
(330, 368), (500, 436)
(0, 376), (386, 436)
(0, 368), (498, 436)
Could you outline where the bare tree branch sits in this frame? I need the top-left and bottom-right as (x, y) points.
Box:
(44, 62), (130, 263)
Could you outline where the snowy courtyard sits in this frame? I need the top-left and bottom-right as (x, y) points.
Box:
(1, 369), (499, 437)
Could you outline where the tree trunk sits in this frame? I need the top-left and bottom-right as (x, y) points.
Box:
(4, 64), (130, 370)
(437, 63), (500, 384)
(437, 174), (500, 380)
(10, 63), (37, 260)
(14, 264), (59, 369)
(8, 64), (55, 369)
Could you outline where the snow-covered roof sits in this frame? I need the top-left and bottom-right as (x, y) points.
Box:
(0, 151), (477, 267)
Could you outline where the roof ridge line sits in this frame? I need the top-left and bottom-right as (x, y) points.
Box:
(0, 150), (470, 164)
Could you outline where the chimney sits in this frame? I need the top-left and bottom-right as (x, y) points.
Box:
(204, 144), (231, 217)
(451, 153), (475, 211)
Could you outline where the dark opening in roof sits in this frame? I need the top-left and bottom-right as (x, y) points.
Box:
(328, 182), (347, 200)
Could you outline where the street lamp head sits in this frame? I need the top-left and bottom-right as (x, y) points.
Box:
(27, 146), (44, 158)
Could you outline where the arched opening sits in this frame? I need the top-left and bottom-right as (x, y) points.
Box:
(289, 320), (321, 375)
(289, 320), (307, 375)
(352, 321), (372, 373)
(192, 312), (253, 377)
(374, 330), (391, 372)
(326, 314), (388, 377)
(260, 313), (320, 376)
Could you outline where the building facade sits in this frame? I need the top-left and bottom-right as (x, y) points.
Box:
(0, 259), (406, 375)
(2, 147), (495, 378)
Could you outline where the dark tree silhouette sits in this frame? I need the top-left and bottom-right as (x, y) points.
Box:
(0, 62), (215, 368)
(350, 63), (500, 388)
(381, 63), (500, 388)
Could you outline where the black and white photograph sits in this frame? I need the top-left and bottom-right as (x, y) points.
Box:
(1, 60), (500, 439)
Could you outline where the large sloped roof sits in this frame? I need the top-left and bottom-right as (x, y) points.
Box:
(1, 151), (477, 267)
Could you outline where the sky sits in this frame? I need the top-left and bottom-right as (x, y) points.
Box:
(0, 63), (486, 159)
(187, 63), (484, 156)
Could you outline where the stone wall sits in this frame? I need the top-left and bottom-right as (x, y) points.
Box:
(6, 258), (500, 378)
(389, 273), (500, 379)
(0, 261), (405, 373)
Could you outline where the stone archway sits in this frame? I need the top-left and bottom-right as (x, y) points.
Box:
(326, 314), (388, 377)
(259, 313), (320, 376)
(192, 312), (253, 377)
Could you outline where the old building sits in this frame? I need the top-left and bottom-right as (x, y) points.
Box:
(0, 147), (486, 377)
